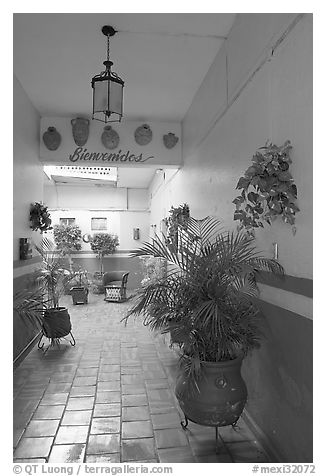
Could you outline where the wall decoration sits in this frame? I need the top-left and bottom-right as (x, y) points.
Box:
(233, 140), (299, 236)
(163, 132), (179, 149)
(134, 124), (152, 145)
(42, 127), (62, 151)
(71, 117), (90, 146)
(101, 125), (120, 150)
(29, 202), (53, 233)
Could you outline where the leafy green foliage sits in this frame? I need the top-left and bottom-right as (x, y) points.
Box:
(166, 203), (190, 246)
(53, 224), (82, 253)
(29, 202), (52, 233)
(90, 233), (119, 274)
(123, 213), (284, 383)
(33, 237), (74, 308)
(233, 140), (299, 235)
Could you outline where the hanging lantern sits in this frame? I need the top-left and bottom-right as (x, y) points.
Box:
(91, 25), (124, 123)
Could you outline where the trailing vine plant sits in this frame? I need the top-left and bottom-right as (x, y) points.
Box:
(166, 203), (190, 246)
(233, 140), (299, 236)
(29, 202), (53, 233)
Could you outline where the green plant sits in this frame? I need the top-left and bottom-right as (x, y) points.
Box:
(139, 256), (166, 287)
(33, 237), (73, 308)
(233, 140), (299, 236)
(90, 233), (119, 274)
(53, 224), (82, 271)
(166, 203), (190, 246)
(29, 202), (52, 233)
(71, 268), (89, 287)
(123, 213), (284, 384)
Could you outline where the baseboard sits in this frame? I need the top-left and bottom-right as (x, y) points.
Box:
(13, 331), (41, 371)
(242, 409), (285, 463)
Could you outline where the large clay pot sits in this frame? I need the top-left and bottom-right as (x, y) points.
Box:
(71, 117), (90, 146)
(42, 127), (61, 151)
(42, 307), (72, 339)
(175, 356), (247, 427)
(70, 286), (89, 305)
(134, 124), (152, 145)
(101, 126), (120, 150)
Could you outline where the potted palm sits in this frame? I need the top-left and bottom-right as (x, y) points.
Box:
(123, 214), (284, 429)
(14, 237), (76, 347)
(70, 268), (89, 305)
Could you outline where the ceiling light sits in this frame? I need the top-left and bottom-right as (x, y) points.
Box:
(91, 25), (124, 123)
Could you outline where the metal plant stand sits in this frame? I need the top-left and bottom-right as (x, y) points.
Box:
(37, 331), (76, 350)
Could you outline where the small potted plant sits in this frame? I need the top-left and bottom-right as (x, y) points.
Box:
(14, 237), (76, 348)
(70, 268), (89, 305)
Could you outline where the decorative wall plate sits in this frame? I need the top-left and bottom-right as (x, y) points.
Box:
(101, 126), (120, 150)
(43, 127), (61, 151)
(163, 132), (179, 149)
(71, 117), (90, 146)
(134, 124), (152, 146)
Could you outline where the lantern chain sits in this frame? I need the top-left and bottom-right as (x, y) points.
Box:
(106, 32), (111, 63)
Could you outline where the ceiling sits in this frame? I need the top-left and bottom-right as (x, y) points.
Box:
(13, 13), (236, 189)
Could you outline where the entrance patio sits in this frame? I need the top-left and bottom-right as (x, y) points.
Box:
(13, 295), (269, 463)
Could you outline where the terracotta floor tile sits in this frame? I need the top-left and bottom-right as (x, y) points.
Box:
(122, 406), (150, 421)
(121, 375), (145, 385)
(99, 364), (120, 373)
(70, 386), (96, 397)
(61, 410), (92, 426)
(48, 444), (86, 463)
(66, 397), (95, 411)
(24, 419), (60, 437)
(145, 379), (170, 389)
(149, 402), (178, 414)
(225, 441), (270, 463)
(147, 389), (175, 404)
(218, 420), (256, 443)
(93, 403), (121, 417)
(87, 434), (120, 454)
(40, 393), (69, 405)
(154, 428), (189, 449)
(73, 376), (97, 386)
(50, 372), (76, 383)
(158, 447), (195, 463)
(97, 381), (121, 392)
(55, 425), (89, 444)
(121, 367), (143, 375)
(98, 372), (121, 382)
(122, 421), (153, 439)
(76, 367), (98, 377)
(122, 395), (148, 407)
(90, 417), (121, 434)
(14, 437), (54, 459)
(86, 454), (121, 463)
(96, 391), (121, 403)
(151, 412), (182, 429)
(33, 405), (65, 420)
(121, 438), (156, 462)
(196, 453), (233, 463)
(45, 382), (72, 393)
(122, 384), (146, 395)
(14, 458), (47, 463)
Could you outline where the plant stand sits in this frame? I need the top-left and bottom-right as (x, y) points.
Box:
(37, 331), (76, 350)
(70, 286), (89, 305)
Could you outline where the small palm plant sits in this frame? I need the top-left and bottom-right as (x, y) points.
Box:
(123, 215), (284, 382)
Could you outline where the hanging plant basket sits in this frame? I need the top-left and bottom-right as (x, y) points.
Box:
(29, 202), (53, 233)
(233, 140), (299, 236)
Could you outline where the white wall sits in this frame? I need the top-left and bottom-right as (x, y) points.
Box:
(13, 75), (43, 262)
(149, 14), (312, 279)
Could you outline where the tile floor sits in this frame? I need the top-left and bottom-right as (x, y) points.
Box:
(13, 294), (270, 463)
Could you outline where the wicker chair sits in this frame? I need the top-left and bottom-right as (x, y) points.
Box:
(103, 271), (129, 302)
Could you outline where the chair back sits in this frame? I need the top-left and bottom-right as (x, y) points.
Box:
(103, 271), (129, 287)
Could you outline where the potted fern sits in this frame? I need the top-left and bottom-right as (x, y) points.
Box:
(123, 212), (284, 429)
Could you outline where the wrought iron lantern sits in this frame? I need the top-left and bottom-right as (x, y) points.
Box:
(91, 25), (124, 123)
